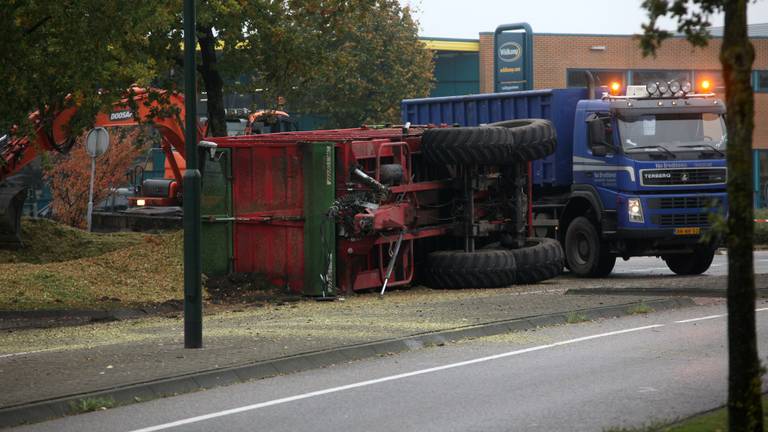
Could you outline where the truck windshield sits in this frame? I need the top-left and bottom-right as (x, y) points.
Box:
(617, 113), (726, 156)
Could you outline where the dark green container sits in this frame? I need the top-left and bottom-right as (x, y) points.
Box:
(201, 148), (233, 276)
(301, 142), (336, 297)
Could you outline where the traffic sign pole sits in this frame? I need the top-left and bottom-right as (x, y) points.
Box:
(183, 0), (203, 349)
(85, 127), (110, 232)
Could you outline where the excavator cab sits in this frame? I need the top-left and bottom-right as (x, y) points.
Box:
(0, 134), (26, 248)
(0, 184), (26, 249)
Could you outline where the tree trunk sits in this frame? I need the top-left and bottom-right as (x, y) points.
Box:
(722, 1), (762, 430)
(197, 25), (227, 137)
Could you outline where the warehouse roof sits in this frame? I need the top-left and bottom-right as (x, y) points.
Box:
(706, 23), (768, 37)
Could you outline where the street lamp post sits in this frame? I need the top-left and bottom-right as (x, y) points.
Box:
(183, 0), (202, 348)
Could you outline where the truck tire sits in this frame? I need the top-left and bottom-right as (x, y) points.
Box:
(421, 127), (517, 165)
(426, 249), (517, 289)
(663, 246), (716, 275)
(564, 216), (616, 277)
(484, 238), (564, 284)
(487, 119), (557, 162)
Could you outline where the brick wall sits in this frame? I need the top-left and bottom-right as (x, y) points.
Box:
(478, 34), (768, 148)
(479, 33), (495, 93)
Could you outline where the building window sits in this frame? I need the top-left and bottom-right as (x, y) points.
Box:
(756, 71), (768, 93)
(631, 70), (691, 86)
(430, 51), (480, 97)
(566, 69), (627, 89)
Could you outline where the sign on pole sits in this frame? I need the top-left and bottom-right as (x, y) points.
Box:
(85, 127), (110, 231)
(85, 127), (110, 157)
(494, 23), (533, 92)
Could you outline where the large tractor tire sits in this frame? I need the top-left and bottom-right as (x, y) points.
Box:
(421, 127), (517, 165)
(662, 246), (716, 275)
(487, 119), (557, 162)
(509, 237), (564, 284)
(564, 216), (616, 277)
(426, 248), (517, 289)
(484, 237), (564, 284)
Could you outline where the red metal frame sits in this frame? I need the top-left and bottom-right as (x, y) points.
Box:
(210, 125), (519, 295)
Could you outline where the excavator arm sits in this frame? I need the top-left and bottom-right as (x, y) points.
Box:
(0, 87), (194, 248)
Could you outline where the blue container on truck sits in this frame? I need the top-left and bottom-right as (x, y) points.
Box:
(403, 86), (728, 277)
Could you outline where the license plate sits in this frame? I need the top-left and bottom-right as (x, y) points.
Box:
(674, 227), (701, 236)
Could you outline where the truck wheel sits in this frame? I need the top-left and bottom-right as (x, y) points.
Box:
(487, 119), (557, 162)
(484, 238), (564, 284)
(426, 249), (517, 289)
(564, 217), (616, 277)
(663, 247), (716, 275)
(421, 127), (517, 165)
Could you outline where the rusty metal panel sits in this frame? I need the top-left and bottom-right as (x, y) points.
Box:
(230, 143), (306, 294)
(232, 145), (303, 216)
(233, 222), (305, 292)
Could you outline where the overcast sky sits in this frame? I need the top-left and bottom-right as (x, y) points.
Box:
(401, 0), (768, 38)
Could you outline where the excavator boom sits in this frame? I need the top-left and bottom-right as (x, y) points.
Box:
(0, 88), (191, 248)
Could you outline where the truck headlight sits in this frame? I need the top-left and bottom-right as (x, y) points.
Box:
(628, 198), (644, 223)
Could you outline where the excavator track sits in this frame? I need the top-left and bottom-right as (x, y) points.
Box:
(0, 185), (26, 249)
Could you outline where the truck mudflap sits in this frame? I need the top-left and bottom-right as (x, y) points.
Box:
(0, 185), (26, 249)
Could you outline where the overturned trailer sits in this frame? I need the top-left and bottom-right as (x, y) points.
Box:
(201, 124), (564, 296)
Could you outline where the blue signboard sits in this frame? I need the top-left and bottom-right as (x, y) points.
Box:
(494, 23), (533, 92)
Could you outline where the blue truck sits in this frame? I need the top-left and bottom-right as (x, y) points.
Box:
(402, 82), (727, 277)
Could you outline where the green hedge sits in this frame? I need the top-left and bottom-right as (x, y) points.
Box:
(755, 209), (768, 245)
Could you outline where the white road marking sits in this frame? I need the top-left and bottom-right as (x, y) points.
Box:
(674, 307), (768, 324)
(674, 314), (725, 324)
(126, 324), (665, 432)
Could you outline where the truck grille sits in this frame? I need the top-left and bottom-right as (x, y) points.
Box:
(647, 196), (723, 209)
(651, 213), (711, 226)
(641, 168), (726, 186)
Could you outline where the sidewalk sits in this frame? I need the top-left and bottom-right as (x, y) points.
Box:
(0, 280), (711, 427)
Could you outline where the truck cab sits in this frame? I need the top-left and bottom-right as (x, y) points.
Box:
(401, 83), (728, 278)
(554, 82), (727, 276)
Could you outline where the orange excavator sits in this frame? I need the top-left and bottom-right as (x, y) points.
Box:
(0, 87), (197, 248)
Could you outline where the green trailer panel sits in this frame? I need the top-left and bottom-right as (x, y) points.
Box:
(301, 142), (336, 297)
(201, 148), (233, 276)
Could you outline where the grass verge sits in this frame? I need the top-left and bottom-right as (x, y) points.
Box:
(0, 219), (183, 311)
(68, 397), (115, 413)
(604, 397), (768, 431)
(0, 219), (142, 264)
(756, 209), (768, 246)
(627, 301), (655, 315)
(565, 311), (589, 323)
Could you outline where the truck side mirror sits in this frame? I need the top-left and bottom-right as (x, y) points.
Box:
(587, 118), (611, 156)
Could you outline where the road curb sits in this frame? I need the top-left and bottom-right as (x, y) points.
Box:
(566, 287), (768, 298)
(0, 297), (694, 429)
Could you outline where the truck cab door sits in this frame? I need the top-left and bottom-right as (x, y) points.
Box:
(586, 113), (616, 157)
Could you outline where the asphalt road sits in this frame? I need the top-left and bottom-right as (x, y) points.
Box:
(604, 250), (768, 277)
(14, 302), (768, 432)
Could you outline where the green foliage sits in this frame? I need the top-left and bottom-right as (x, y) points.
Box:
(754, 209), (768, 245)
(68, 397), (115, 413)
(638, 0), (724, 57)
(3, 1), (432, 138)
(1, 1), (181, 136)
(627, 301), (654, 315)
(235, 0), (434, 128)
(565, 311), (589, 324)
(603, 396), (768, 431)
